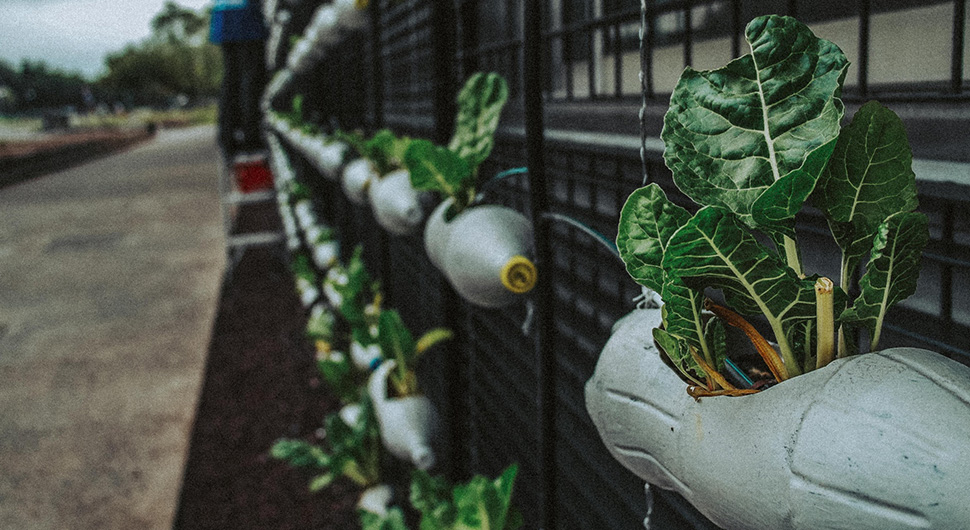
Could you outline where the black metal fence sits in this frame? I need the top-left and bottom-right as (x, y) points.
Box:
(265, 0), (970, 528)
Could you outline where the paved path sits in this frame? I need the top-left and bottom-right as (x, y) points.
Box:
(0, 126), (226, 529)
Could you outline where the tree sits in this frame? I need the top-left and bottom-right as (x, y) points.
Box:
(95, 2), (222, 107)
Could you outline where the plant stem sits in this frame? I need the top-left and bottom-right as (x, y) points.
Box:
(705, 300), (790, 381)
(815, 277), (835, 369)
(692, 296), (715, 369)
(690, 348), (735, 391)
(783, 235), (803, 276)
(838, 256), (850, 358)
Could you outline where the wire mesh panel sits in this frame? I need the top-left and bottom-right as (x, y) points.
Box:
(379, 0), (437, 127)
(263, 1), (970, 528)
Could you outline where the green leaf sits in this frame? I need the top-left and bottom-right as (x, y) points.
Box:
(663, 207), (818, 374)
(659, 275), (707, 354)
(751, 139), (836, 239)
(652, 327), (706, 384)
(416, 328), (454, 354)
(306, 306), (336, 342)
(616, 183), (692, 293)
(308, 472), (336, 492)
(405, 139), (473, 198)
(316, 353), (358, 404)
(270, 438), (330, 469)
(378, 309), (416, 368)
(662, 15), (847, 227)
(411, 465), (520, 530)
(364, 129), (409, 175)
(814, 101), (919, 271)
(704, 315), (728, 373)
(411, 469), (452, 515)
(840, 212), (928, 349)
(449, 72), (509, 170)
(360, 507), (410, 530)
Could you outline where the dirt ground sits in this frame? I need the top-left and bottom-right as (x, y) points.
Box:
(171, 246), (361, 530)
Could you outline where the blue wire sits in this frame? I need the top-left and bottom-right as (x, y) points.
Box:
(724, 358), (754, 388)
(492, 167), (529, 181)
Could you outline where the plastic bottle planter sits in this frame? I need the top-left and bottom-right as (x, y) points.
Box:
(585, 309), (970, 530)
(315, 141), (347, 181)
(333, 0), (368, 32)
(278, 204), (301, 251)
(342, 158), (376, 206)
(294, 277), (319, 308)
(310, 238), (339, 270)
(357, 483), (394, 517)
(367, 360), (437, 470)
(424, 199), (538, 308)
(293, 200), (317, 232)
(350, 341), (381, 372)
(367, 169), (425, 236)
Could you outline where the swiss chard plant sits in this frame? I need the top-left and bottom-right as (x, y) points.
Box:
(376, 309), (453, 397)
(410, 464), (523, 530)
(404, 72), (509, 219)
(307, 303), (362, 404)
(338, 128), (412, 177)
(290, 253), (319, 295)
(360, 508), (409, 530)
(323, 246), (381, 332)
(270, 397), (381, 492)
(616, 15), (928, 397)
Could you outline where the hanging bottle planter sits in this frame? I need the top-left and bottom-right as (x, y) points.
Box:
(424, 200), (536, 308)
(367, 359), (437, 470)
(585, 308), (970, 530)
(314, 139), (348, 181)
(585, 14), (970, 529)
(367, 168), (426, 236)
(341, 158), (376, 205)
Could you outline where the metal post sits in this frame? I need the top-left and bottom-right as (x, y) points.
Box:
(432, 0), (458, 144)
(731, 0), (741, 60)
(524, 1), (556, 528)
(370, 0), (384, 128)
(683, 1), (693, 68)
(858, 0), (871, 97)
(953, 0), (966, 95)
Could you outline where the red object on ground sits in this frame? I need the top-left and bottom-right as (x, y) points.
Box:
(234, 154), (274, 192)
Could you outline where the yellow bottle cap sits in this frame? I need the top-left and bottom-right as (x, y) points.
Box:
(501, 255), (537, 294)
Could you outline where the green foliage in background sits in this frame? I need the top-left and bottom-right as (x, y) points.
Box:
(96, 1), (222, 107)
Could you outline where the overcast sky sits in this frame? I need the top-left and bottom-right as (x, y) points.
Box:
(0, 0), (213, 79)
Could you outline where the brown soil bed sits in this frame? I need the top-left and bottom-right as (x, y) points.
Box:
(0, 127), (152, 189)
(172, 245), (361, 530)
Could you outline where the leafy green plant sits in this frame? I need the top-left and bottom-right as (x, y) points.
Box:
(616, 15), (928, 397)
(337, 128), (412, 177)
(410, 464), (522, 530)
(307, 304), (362, 403)
(286, 180), (313, 203)
(376, 309), (453, 397)
(270, 397), (381, 491)
(323, 246), (381, 331)
(290, 253), (319, 295)
(360, 508), (409, 530)
(404, 72), (509, 218)
(278, 93), (305, 126)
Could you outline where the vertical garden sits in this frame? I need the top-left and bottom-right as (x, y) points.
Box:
(255, 1), (970, 529)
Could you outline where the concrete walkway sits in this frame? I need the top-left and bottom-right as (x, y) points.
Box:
(0, 126), (226, 529)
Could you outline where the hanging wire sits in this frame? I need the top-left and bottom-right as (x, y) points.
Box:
(639, 0), (649, 187)
(540, 212), (621, 261)
(477, 166), (529, 200)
